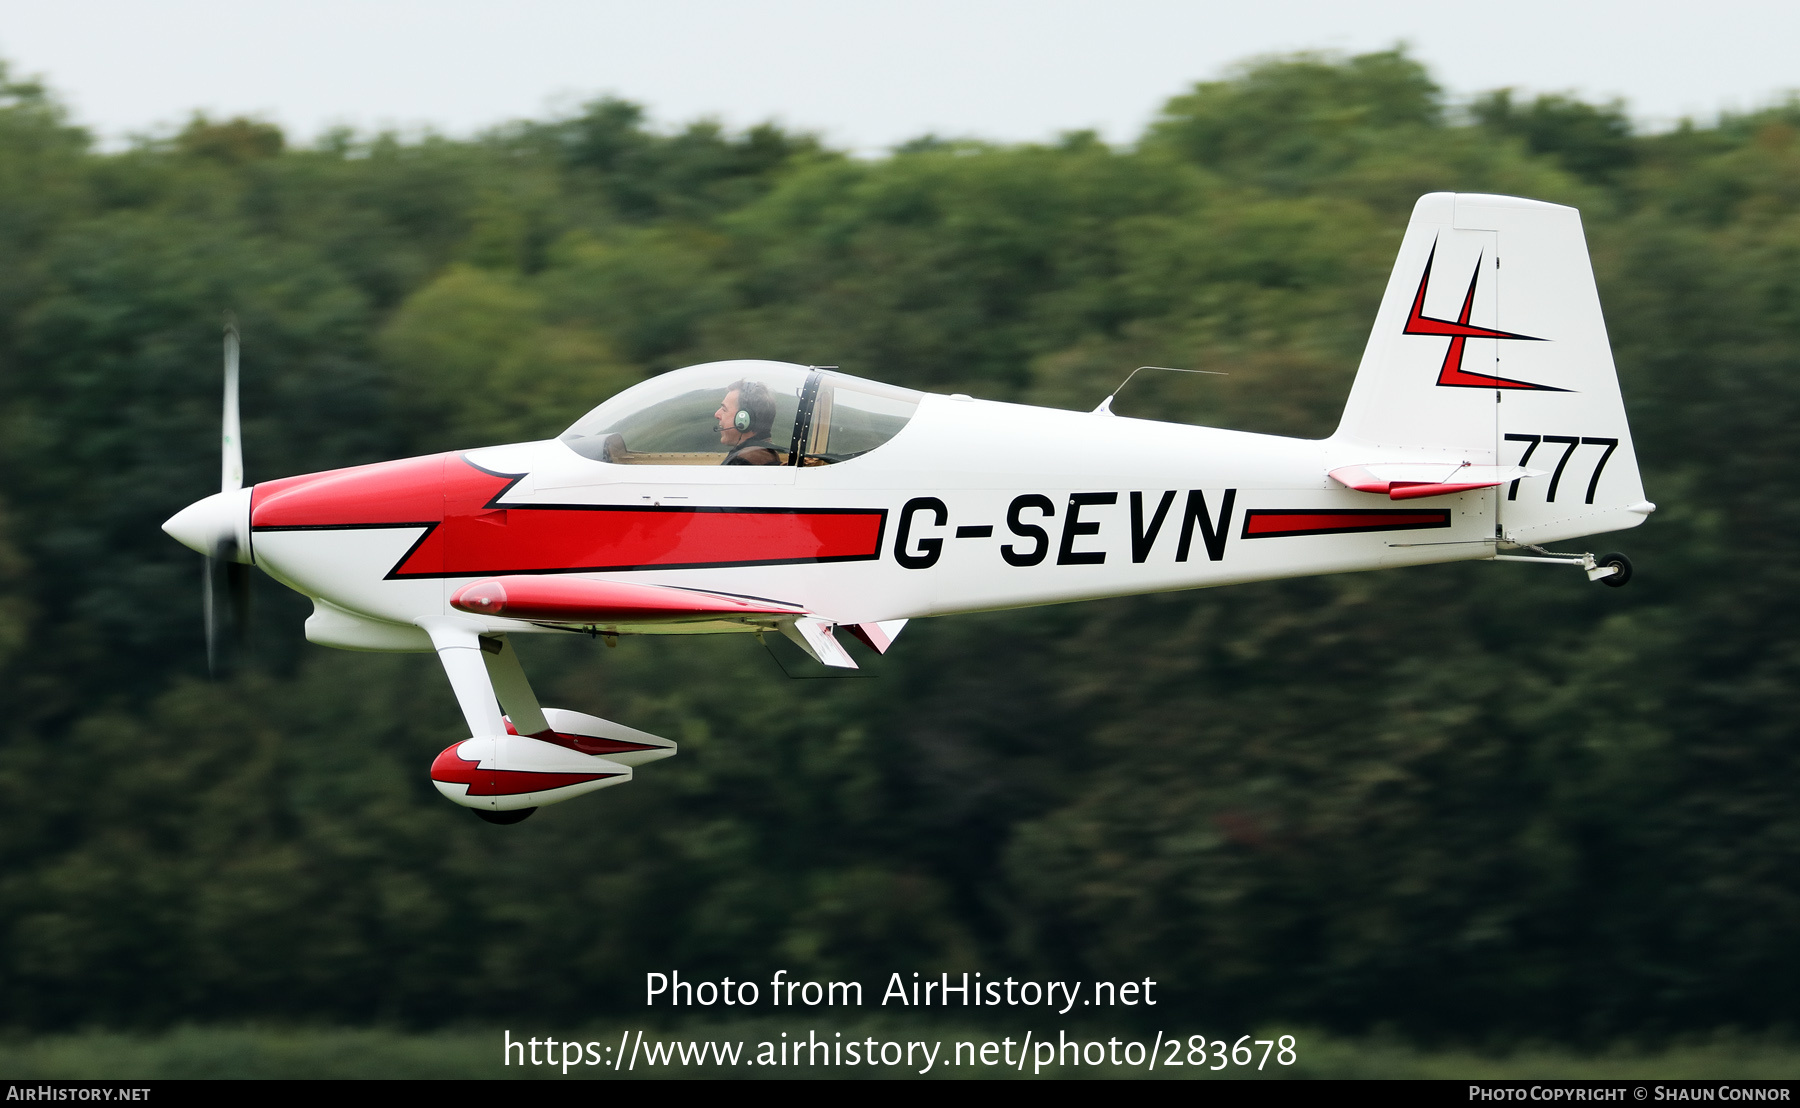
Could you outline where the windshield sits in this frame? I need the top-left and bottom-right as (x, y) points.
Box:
(560, 361), (922, 467)
(560, 361), (809, 465)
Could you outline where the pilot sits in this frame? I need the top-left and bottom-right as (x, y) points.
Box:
(715, 380), (783, 465)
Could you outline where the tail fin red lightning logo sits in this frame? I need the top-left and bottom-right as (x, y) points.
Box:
(1405, 241), (1564, 392)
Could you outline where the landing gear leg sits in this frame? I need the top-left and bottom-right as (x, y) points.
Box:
(1493, 543), (1634, 586)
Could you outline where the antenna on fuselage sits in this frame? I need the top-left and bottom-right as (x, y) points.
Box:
(1093, 365), (1227, 415)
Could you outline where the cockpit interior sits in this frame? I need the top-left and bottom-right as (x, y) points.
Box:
(560, 361), (923, 467)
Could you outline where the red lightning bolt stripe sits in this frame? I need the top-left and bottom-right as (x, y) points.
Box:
(1405, 240), (1566, 392)
(250, 454), (889, 578)
(429, 744), (621, 797)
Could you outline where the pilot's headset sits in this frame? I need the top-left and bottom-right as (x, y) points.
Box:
(733, 381), (776, 438)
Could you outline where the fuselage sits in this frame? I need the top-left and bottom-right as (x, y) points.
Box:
(244, 388), (1504, 652)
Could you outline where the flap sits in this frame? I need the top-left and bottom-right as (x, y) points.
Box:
(452, 575), (806, 625)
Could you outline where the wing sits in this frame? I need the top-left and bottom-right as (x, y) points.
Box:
(449, 575), (894, 668)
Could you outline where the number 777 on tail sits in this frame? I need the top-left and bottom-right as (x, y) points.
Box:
(163, 192), (1652, 823)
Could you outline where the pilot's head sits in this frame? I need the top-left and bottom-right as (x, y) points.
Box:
(716, 380), (775, 446)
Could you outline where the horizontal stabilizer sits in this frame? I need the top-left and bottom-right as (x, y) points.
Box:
(452, 575), (805, 626)
(1330, 463), (1539, 501)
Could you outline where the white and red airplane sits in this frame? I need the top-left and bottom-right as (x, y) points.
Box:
(163, 192), (1652, 823)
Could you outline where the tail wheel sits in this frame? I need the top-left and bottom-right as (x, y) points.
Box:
(472, 807), (536, 825)
(1597, 552), (1632, 588)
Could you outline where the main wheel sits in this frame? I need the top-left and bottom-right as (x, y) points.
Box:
(1597, 552), (1633, 588)
(472, 807), (537, 825)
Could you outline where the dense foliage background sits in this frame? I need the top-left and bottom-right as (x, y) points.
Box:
(0, 48), (1795, 1041)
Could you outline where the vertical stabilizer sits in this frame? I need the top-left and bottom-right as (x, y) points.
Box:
(1333, 193), (1650, 544)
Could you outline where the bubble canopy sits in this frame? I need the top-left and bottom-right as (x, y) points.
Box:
(559, 360), (924, 467)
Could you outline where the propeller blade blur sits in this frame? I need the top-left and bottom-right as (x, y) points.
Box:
(196, 319), (251, 676)
(222, 317), (242, 493)
(203, 538), (250, 677)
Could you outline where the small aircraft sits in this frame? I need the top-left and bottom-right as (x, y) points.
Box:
(164, 192), (1653, 823)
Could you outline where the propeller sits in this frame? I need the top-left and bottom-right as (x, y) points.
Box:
(162, 317), (257, 672)
(188, 318), (253, 675)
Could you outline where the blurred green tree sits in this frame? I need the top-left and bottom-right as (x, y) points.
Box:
(1471, 90), (1637, 183)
